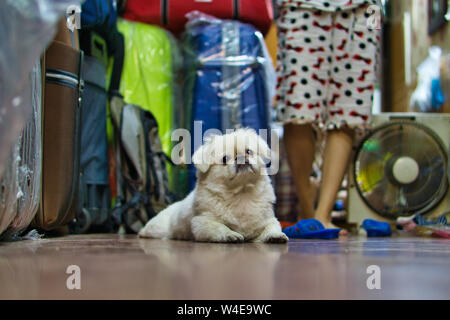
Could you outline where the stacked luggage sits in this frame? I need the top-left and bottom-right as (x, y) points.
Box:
(122, 0), (274, 35)
(109, 97), (176, 234)
(71, 0), (123, 233)
(115, 19), (181, 156)
(0, 0), (78, 240)
(35, 18), (84, 232)
(183, 17), (275, 191)
(0, 0), (276, 239)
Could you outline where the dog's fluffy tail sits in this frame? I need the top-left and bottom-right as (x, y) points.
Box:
(138, 191), (195, 239)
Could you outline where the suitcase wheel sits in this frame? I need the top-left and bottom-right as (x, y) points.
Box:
(69, 208), (92, 234)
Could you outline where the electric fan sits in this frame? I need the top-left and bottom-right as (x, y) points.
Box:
(347, 113), (450, 226)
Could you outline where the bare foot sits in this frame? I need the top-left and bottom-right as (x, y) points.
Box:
(318, 219), (349, 236)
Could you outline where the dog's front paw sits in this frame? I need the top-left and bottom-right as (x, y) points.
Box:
(224, 231), (245, 243)
(138, 225), (151, 238)
(262, 232), (289, 244)
(203, 230), (244, 243)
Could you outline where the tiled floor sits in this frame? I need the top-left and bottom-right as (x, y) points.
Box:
(0, 234), (449, 299)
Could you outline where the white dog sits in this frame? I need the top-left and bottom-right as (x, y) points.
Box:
(138, 128), (288, 243)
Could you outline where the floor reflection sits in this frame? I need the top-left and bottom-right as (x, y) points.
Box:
(0, 235), (448, 299)
(138, 239), (288, 299)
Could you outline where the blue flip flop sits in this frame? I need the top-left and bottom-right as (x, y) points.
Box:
(283, 219), (341, 240)
(362, 219), (392, 237)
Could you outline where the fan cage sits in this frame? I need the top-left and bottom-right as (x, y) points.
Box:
(353, 120), (449, 220)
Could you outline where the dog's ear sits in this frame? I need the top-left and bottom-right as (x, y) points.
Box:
(192, 143), (212, 173)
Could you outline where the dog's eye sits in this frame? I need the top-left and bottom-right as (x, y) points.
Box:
(246, 149), (253, 156)
(222, 156), (229, 164)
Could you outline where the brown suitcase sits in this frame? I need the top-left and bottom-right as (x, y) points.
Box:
(33, 20), (84, 231)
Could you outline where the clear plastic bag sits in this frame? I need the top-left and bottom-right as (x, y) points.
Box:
(410, 46), (444, 112)
(9, 62), (42, 238)
(0, 62), (42, 240)
(182, 11), (276, 133)
(0, 0), (81, 177)
(0, 141), (20, 239)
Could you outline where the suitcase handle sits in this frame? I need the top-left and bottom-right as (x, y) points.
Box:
(198, 56), (266, 67)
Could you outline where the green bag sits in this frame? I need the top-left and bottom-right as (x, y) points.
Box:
(115, 19), (180, 157)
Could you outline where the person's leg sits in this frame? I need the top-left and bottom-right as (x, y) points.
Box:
(283, 123), (316, 220)
(276, 7), (332, 221)
(315, 6), (379, 233)
(315, 127), (353, 233)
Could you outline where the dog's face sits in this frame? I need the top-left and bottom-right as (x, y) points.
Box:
(192, 129), (271, 187)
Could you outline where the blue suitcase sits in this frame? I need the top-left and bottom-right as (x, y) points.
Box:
(184, 20), (274, 191)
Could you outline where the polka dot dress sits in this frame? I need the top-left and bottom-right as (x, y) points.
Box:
(277, 0), (379, 12)
(275, 0), (381, 129)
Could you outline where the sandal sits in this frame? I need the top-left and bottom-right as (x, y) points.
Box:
(283, 219), (341, 240)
